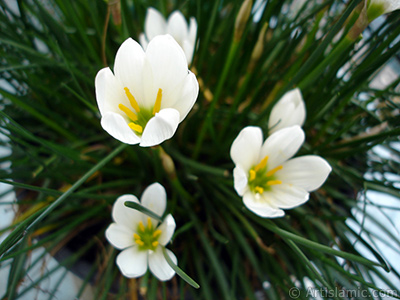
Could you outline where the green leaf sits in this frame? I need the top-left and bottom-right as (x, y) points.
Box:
(123, 201), (163, 223)
(161, 246), (200, 289)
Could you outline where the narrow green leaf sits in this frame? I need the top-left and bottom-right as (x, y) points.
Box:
(254, 218), (388, 271)
(161, 246), (200, 289)
(0, 143), (127, 257)
(0, 88), (76, 141)
(124, 201), (163, 223)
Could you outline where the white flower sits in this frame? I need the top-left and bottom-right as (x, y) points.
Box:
(366, 0), (400, 21)
(268, 88), (306, 134)
(139, 8), (197, 64)
(95, 35), (199, 147)
(105, 183), (177, 280)
(230, 126), (331, 218)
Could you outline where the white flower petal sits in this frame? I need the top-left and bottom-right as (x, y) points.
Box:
(101, 112), (141, 145)
(271, 184), (310, 209)
(140, 108), (180, 147)
(370, 0), (400, 13)
(114, 38), (147, 106)
(149, 247), (177, 281)
(230, 126), (263, 171)
(279, 155), (332, 191)
(112, 194), (143, 229)
(141, 182), (167, 219)
(139, 33), (149, 50)
(233, 166), (248, 196)
(386, 0), (400, 12)
(157, 214), (176, 246)
(261, 126), (305, 169)
(141, 57), (156, 108)
(188, 17), (197, 46)
(95, 67), (125, 116)
(145, 8), (167, 40)
(243, 191), (285, 218)
(105, 223), (134, 250)
(145, 35), (188, 97)
(183, 40), (195, 65)
(268, 88), (306, 133)
(116, 247), (148, 278)
(141, 8), (197, 64)
(165, 71), (198, 121)
(167, 11), (189, 45)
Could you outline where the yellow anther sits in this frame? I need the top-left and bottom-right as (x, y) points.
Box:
(152, 241), (159, 248)
(124, 87), (140, 113)
(254, 156), (269, 172)
(133, 233), (141, 240)
(135, 239), (144, 246)
(267, 180), (282, 186)
(249, 169), (256, 181)
(138, 221), (145, 232)
(118, 103), (138, 121)
(153, 229), (162, 238)
(266, 165), (283, 177)
(147, 217), (152, 229)
(129, 122), (143, 133)
(255, 186), (264, 194)
(152, 88), (163, 115)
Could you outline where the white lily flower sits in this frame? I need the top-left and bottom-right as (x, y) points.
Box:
(366, 0), (400, 21)
(105, 183), (177, 280)
(139, 8), (197, 64)
(268, 88), (306, 134)
(230, 126), (331, 218)
(95, 35), (199, 147)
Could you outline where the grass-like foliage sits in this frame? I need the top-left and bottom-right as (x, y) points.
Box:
(1, 0), (400, 299)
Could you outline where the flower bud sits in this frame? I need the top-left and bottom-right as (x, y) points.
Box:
(366, 0), (400, 22)
(234, 0), (253, 42)
(268, 88), (306, 134)
(109, 0), (121, 26)
(248, 22), (268, 71)
(348, 0), (400, 41)
(159, 147), (176, 179)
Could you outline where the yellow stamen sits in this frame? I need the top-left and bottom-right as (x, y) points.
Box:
(153, 229), (162, 238)
(254, 156), (269, 172)
(147, 217), (152, 229)
(118, 103), (138, 121)
(129, 122), (143, 133)
(152, 88), (163, 115)
(255, 186), (264, 194)
(267, 180), (282, 186)
(266, 165), (283, 177)
(124, 87), (140, 113)
(135, 239), (144, 246)
(249, 169), (256, 181)
(133, 233), (141, 240)
(152, 241), (159, 248)
(138, 221), (145, 232)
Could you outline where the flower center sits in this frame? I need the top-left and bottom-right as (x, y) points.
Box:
(133, 217), (162, 251)
(248, 155), (283, 194)
(118, 87), (163, 135)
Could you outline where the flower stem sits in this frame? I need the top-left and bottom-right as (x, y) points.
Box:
(101, 3), (111, 67)
(218, 72), (253, 140)
(298, 35), (355, 90)
(193, 41), (240, 159)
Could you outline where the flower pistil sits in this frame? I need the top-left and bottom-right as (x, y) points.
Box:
(248, 155), (283, 195)
(119, 87), (164, 135)
(134, 217), (163, 251)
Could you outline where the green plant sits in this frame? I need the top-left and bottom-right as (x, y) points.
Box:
(0, 0), (399, 299)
